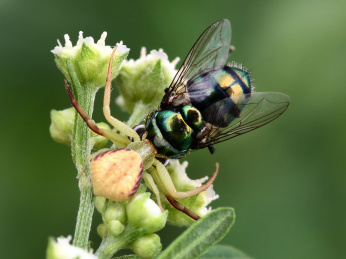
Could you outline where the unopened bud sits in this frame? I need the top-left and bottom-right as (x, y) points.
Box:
(126, 192), (168, 233)
(131, 234), (162, 259)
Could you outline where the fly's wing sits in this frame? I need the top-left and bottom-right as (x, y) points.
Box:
(194, 92), (290, 149)
(160, 19), (231, 108)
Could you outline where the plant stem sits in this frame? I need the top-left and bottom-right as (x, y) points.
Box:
(72, 85), (97, 248)
(72, 85), (98, 248)
(67, 59), (98, 248)
(96, 226), (145, 259)
(126, 101), (152, 128)
(73, 169), (94, 248)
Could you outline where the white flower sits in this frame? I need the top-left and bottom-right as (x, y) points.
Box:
(46, 236), (97, 259)
(51, 31), (129, 57)
(124, 47), (179, 75)
(115, 47), (180, 114)
(51, 31), (129, 89)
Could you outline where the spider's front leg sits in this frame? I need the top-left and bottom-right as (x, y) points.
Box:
(103, 47), (140, 142)
(65, 81), (130, 148)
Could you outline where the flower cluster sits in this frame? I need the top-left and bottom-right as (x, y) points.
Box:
(95, 189), (167, 258)
(46, 236), (97, 259)
(51, 31), (129, 89)
(115, 47), (180, 114)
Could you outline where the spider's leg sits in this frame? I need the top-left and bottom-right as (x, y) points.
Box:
(150, 159), (218, 200)
(165, 195), (201, 220)
(143, 172), (163, 211)
(148, 164), (204, 220)
(103, 47), (140, 141)
(77, 148), (109, 178)
(65, 81), (130, 147)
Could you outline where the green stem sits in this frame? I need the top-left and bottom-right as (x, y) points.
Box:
(126, 101), (152, 128)
(72, 85), (97, 249)
(96, 226), (145, 259)
(67, 59), (98, 249)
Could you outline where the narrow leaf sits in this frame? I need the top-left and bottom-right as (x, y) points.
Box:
(112, 255), (139, 259)
(66, 58), (83, 103)
(158, 207), (235, 259)
(201, 245), (252, 259)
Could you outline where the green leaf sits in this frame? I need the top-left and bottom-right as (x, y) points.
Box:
(157, 207), (235, 259)
(112, 255), (139, 259)
(200, 245), (252, 259)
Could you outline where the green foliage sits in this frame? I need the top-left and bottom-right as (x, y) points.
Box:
(201, 245), (252, 259)
(157, 208), (235, 259)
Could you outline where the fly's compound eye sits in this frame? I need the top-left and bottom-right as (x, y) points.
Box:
(129, 124), (146, 141)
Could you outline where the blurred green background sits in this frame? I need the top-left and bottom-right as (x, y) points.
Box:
(1, 0), (345, 258)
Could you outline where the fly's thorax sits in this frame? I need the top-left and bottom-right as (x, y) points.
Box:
(155, 110), (192, 150)
(127, 139), (157, 170)
(181, 105), (203, 130)
(145, 106), (203, 158)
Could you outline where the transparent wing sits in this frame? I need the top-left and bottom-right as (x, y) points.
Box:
(194, 92), (290, 149)
(161, 19), (231, 107)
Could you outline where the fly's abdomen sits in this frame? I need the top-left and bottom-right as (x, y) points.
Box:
(187, 65), (252, 127)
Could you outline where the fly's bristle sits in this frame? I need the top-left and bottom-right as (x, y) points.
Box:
(227, 62), (255, 91)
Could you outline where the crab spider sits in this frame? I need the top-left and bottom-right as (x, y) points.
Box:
(65, 47), (218, 221)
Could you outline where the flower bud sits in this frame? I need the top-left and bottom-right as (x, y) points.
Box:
(131, 234), (162, 259)
(50, 107), (110, 149)
(126, 192), (168, 233)
(94, 196), (106, 213)
(49, 107), (75, 145)
(104, 202), (127, 225)
(115, 48), (179, 113)
(165, 160), (219, 226)
(97, 223), (107, 238)
(108, 220), (125, 237)
(51, 32), (129, 89)
(46, 236), (97, 259)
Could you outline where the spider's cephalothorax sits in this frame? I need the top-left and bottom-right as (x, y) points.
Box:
(66, 19), (289, 221)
